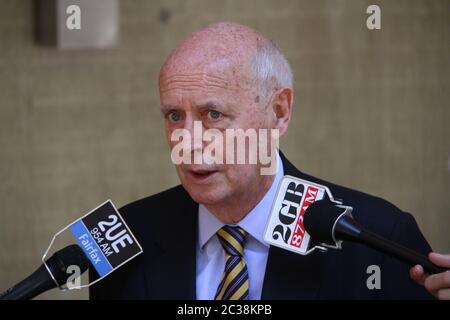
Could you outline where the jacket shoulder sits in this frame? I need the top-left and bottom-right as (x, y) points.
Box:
(116, 184), (196, 245)
(89, 184), (197, 299)
(297, 173), (433, 299)
(298, 171), (408, 238)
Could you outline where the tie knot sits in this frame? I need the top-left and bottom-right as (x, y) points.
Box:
(217, 226), (248, 256)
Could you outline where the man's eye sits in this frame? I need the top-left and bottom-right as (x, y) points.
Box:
(168, 111), (181, 122)
(207, 110), (222, 120)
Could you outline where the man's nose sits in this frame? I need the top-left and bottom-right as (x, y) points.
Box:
(183, 111), (194, 131)
(183, 114), (204, 154)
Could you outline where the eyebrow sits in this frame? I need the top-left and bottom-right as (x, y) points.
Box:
(160, 104), (177, 113)
(197, 101), (225, 112)
(160, 101), (226, 113)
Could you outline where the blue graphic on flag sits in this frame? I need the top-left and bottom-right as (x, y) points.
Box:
(70, 220), (113, 277)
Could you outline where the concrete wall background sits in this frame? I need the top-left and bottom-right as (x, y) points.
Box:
(0, 0), (448, 300)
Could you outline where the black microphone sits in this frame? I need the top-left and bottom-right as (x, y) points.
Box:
(0, 244), (89, 300)
(304, 200), (447, 274)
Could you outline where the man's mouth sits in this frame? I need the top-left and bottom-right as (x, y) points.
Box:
(187, 169), (219, 182)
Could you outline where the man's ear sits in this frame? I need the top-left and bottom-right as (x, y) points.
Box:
(271, 87), (293, 137)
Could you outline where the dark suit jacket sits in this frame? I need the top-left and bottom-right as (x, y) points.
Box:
(90, 153), (434, 299)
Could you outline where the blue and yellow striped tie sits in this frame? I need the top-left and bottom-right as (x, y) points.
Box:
(215, 226), (249, 300)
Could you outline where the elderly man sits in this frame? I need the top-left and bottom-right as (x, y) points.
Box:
(90, 22), (444, 300)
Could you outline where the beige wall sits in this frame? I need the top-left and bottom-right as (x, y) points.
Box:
(0, 0), (448, 300)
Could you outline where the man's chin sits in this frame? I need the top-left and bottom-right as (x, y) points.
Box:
(183, 185), (228, 206)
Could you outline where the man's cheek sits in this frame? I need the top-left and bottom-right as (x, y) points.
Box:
(166, 129), (174, 145)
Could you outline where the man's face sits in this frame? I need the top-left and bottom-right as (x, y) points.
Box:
(159, 68), (271, 207)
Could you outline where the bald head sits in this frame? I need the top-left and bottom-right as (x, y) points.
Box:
(159, 22), (293, 99)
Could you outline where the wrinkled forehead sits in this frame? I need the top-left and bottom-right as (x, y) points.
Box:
(160, 28), (259, 81)
(158, 24), (264, 105)
(159, 56), (257, 105)
(160, 60), (250, 92)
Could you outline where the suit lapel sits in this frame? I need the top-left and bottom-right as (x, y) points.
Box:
(262, 246), (325, 299)
(143, 188), (198, 299)
(261, 151), (325, 299)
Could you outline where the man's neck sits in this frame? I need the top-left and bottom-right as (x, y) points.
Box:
(205, 174), (275, 224)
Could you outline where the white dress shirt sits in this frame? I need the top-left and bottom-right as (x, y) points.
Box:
(196, 152), (284, 300)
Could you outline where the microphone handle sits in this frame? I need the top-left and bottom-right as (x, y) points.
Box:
(0, 264), (57, 300)
(358, 229), (447, 274)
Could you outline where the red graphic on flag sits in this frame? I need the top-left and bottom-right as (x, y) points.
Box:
(290, 186), (319, 248)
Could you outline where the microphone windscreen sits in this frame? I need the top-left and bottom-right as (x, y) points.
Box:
(304, 200), (346, 245)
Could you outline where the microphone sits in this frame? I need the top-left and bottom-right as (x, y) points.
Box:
(0, 244), (89, 300)
(304, 200), (447, 274)
(0, 200), (143, 300)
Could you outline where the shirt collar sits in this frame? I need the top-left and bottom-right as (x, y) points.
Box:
(198, 151), (284, 250)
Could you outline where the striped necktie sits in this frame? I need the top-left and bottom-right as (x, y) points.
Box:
(215, 225), (249, 300)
